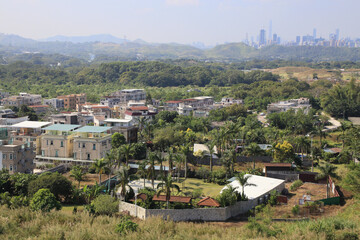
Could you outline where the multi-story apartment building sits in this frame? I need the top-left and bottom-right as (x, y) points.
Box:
(10, 121), (52, 154)
(57, 94), (86, 110)
(1, 93), (42, 107)
(43, 98), (64, 110)
(100, 96), (122, 108)
(49, 112), (94, 126)
(39, 124), (81, 162)
(0, 140), (35, 174)
(72, 126), (112, 162)
(111, 89), (146, 103)
(124, 106), (157, 121)
(104, 118), (138, 143)
(267, 98), (311, 114)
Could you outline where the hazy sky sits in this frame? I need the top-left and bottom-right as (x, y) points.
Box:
(0, 0), (359, 45)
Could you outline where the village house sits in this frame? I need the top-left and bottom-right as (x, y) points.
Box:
(1, 93), (42, 108)
(0, 140), (35, 174)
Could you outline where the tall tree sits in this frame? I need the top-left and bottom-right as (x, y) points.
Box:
(294, 136), (310, 163)
(119, 143), (135, 165)
(244, 142), (262, 169)
(316, 163), (338, 198)
(116, 166), (132, 201)
(92, 158), (108, 184)
(70, 166), (85, 188)
(156, 175), (181, 209)
(179, 143), (192, 179)
(204, 141), (217, 173)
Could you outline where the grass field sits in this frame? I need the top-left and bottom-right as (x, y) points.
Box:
(180, 178), (224, 197)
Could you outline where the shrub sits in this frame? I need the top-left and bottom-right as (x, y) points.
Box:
(211, 168), (227, 185)
(290, 180), (303, 191)
(91, 194), (118, 216)
(336, 232), (359, 240)
(216, 188), (237, 207)
(191, 189), (203, 199)
(292, 205), (300, 216)
(196, 167), (210, 182)
(29, 189), (61, 212)
(268, 190), (278, 206)
(28, 172), (73, 202)
(115, 216), (138, 235)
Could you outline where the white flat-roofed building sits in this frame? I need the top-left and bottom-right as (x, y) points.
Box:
(222, 174), (285, 200)
(104, 118), (138, 143)
(267, 98), (311, 114)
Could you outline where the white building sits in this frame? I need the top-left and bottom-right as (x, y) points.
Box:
(222, 174), (285, 200)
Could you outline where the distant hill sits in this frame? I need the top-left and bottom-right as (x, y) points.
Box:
(41, 34), (128, 44)
(1, 33), (360, 62)
(205, 42), (256, 59)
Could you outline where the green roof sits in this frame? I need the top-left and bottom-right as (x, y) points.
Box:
(44, 124), (81, 132)
(74, 126), (112, 133)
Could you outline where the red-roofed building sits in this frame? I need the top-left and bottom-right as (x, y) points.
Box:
(197, 197), (220, 207)
(152, 195), (192, 204)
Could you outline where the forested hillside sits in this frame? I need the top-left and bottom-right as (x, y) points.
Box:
(2, 33), (360, 62)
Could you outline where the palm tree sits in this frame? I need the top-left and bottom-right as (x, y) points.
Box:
(313, 121), (329, 148)
(235, 172), (257, 199)
(244, 142), (262, 170)
(167, 147), (175, 176)
(116, 166), (133, 201)
(179, 143), (192, 179)
(104, 152), (116, 192)
(337, 121), (352, 148)
(155, 151), (166, 178)
(157, 175), (181, 209)
(92, 158), (108, 184)
(294, 136), (310, 163)
(137, 160), (149, 188)
(204, 141), (217, 173)
(174, 153), (184, 182)
(119, 143), (135, 165)
(147, 151), (157, 189)
(70, 166), (85, 188)
(316, 163), (338, 198)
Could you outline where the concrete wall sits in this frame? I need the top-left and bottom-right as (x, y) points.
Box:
(119, 199), (258, 222)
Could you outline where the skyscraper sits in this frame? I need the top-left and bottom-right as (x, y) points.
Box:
(268, 20), (272, 41)
(335, 29), (340, 40)
(259, 29), (266, 46)
(296, 36), (301, 45)
(273, 33), (277, 43)
(313, 28), (317, 39)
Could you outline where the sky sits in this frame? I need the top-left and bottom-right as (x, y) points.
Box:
(0, 0), (359, 45)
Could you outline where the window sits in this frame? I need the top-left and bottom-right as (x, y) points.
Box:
(2, 154), (6, 160)
(78, 143), (80, 148)
(9, 154), (13, 160)
(41, 150), (45, 157)
(61, 141), (64, 147)
(50, 140), (53, 145)
(55, 150), (59, 157)
(9, 165), (13, 171)
(93, 144), (96, 150)
(14, 165), (17, 171)
(82, 143), (85, 148)
(47, 140), (49, 145)
(87, 154), (90, 160)
(73, 153), (76, 159)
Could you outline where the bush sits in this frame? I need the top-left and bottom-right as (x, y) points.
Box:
(268, 190), (278, 206)
(191, 189), (203, 199)
(28, 172), (73, 202)
(91, 194), (118, 216)
(211, 168), (227, 185)
(292, 205), (300, 216)
(290, 180), (303, 191)
(336, 232), (359, 240)
(115, 216), (138, 235)
(132, 142), (147, 160)
(195, 167), (210, 182)
(216, 188), (237, 207)
(29, 189), (61, 212)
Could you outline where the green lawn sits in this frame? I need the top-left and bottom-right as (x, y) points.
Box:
(179, 178), (224, 198)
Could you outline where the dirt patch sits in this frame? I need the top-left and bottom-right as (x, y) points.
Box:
(63, 172), (114, 187)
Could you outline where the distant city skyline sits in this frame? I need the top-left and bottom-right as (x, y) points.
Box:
(0, 0), (359, 45)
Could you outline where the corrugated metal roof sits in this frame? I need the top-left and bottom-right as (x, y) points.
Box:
(44, 124), (81, 131)
(74, 126), (112, 133)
